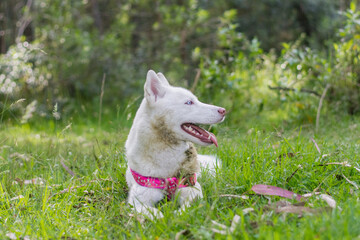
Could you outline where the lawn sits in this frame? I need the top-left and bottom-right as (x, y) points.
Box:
(0, 115), (359, 239)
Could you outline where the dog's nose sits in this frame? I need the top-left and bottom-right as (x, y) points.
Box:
(218, 108), (226, 115)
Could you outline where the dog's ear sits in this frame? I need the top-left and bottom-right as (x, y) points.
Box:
(144, 70), (166, 103)
(156, 72), (170, 86)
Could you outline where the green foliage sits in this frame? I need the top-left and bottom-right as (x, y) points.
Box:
(197, 1), (360, 126)
(0, 0), (359, 125)
(332, 5), (360, 114)
(29, 0), (218, 100)
(212, 0), (345, 50)
(276, 3), (360, 116)
(0, 40), (49, 122)
(196, 10), (265, 123)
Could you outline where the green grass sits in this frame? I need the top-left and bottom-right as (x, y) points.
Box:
(0, 115), (359, 239)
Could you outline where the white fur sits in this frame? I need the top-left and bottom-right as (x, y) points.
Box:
(125, 70), (225, 219)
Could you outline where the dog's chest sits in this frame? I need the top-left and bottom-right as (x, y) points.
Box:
(176, 143), (200, 177)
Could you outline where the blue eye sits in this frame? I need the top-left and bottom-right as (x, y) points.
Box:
(185, 100), (194, 105)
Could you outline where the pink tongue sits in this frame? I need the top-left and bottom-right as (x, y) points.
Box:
(209, 133), (218, 147)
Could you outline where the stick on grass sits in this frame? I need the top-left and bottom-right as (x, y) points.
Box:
(316, 84), (330, 133)
(98, 73), (106, 127)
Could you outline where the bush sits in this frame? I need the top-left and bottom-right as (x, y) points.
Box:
(196, 1), (360, 126)
(0, 40), (49, 122)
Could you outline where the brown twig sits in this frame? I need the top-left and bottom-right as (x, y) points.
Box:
(317, 161), (360, 173)
(316, 84), (331, 133)
(16, 0), (33, 40)
(268, 85), (321, 97)
(60, 160), (76, 177)
(47, 178), (113, 201)
(310, 137), (321, 154)
(47, 183), (89, 201)
(98, 73), (106, 127)
(342, 174), (359, 190)
(313, 173), (334, 193)
(286, 165), (303, 183)
(190, 69), (201, 92)
(219, 194), (249, 200)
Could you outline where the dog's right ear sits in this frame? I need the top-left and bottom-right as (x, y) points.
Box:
(144, 70), (166, 103)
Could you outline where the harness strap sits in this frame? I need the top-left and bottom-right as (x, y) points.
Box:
(130, 168), (197, 200)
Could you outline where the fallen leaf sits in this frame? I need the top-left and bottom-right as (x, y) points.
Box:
(175, 229), (192, 240)
(275, 205), (316, 214)
(251, 184), (303, 201)
(6, 232), (16, 240)
(303, 192), (337, 209)
(24, 177), (45, 185)
(265, 200), (330, 217)
(12, 177), (45, 186)
(242, 208), (254, 214)
(229, 215), (241, 233)
(264, 200), (304, 210)
(211, 215), (241, 235)
(128, 213), (145, 225)
(275, 200), (292, 207)
(302, 192), (321, 198)
(10, 153), (30, 162)
(319, 194), (336, 208)
(249, 220), (274, 229)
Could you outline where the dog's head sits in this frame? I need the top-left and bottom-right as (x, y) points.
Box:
(144, 70), (226, 147)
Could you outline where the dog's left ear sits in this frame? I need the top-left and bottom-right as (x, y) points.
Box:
(157, 72), (170, 86)
(144, 70), (166, 103)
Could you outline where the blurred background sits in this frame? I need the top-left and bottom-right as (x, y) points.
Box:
(0, 0), (359, 129)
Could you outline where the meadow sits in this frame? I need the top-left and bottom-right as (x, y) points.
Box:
(1, 1), (360, 238)
(0, 113), (359, 239)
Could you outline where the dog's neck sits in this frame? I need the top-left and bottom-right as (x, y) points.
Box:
(125, 101), (200, 178)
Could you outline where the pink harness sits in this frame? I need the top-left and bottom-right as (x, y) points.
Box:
(130, 169), (197, 200)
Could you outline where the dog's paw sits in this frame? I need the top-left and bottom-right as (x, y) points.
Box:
(149, 207), (164, 220)
(133, 206), (164, 221)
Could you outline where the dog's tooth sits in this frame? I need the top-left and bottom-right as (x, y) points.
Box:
(208, 135), (211, 140)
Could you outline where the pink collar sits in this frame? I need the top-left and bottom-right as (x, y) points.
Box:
(130, 168), (197, 200)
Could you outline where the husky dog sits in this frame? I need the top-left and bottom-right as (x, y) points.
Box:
(125, 70), (226, 219)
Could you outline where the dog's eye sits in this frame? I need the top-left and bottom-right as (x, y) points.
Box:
(185, 100), (194, 105)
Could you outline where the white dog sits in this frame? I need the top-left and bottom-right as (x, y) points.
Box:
(125, 70), (226, 219)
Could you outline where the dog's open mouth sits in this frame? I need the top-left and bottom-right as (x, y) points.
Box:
(181, 123), (218, 147)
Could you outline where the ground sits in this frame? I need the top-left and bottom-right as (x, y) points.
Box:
(0, 115), (359, 239)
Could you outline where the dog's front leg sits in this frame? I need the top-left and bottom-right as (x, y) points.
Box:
(176, 182), (203, 214)
(128, 185), (164, 220)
